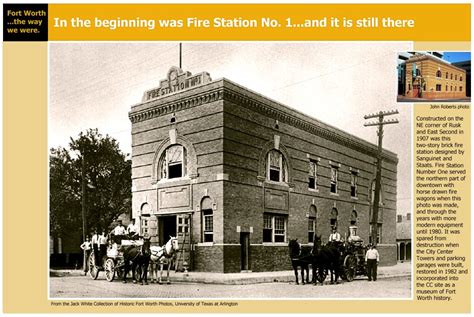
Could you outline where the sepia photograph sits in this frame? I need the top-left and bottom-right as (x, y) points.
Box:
(49, 42), (412, 299)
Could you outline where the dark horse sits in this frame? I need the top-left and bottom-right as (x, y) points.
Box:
(288, 239), (311, 285)
(122, 239), (151, 285)
(311, 235), (343, 285)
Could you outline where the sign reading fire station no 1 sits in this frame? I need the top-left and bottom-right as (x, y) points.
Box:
(143, 66), (212, 101)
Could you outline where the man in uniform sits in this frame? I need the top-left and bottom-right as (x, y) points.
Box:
(365, 244), (380, 281)
(98, 229), (108, 263)
(127, 218), (139, 240)
(112, 220), (127, 245)
(328, 227), (341, 243)
(91, 228), (101, 268)
(80, 236), (91, 275)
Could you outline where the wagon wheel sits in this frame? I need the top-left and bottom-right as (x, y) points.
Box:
(88, 253), (99, 280)
(104, 259), (115, 282)
(316, 266), (328, 283)
(344, 255), (357, 282)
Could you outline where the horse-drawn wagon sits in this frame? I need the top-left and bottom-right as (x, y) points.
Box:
(340, 237), (367, 281)
(289, 226), (369, 285)
(87, 236), (179, 285)
(88, 240), (145, 282)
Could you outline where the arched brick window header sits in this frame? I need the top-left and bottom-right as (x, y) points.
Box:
(151, 136), (197, 183)
(257, 140), (293, 184)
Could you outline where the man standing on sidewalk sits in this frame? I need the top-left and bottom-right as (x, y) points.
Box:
(80, 236), (91, 276)
(91, 229), (101, 268)
(365, 244), (380, 281)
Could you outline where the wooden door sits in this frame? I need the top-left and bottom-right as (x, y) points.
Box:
(175, 214), (192, 271)
(240, 232), (250, 271)
(413, 84), (420, 98)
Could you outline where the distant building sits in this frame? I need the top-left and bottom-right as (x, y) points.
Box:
(396, 212), (411, 262)
(403, 53), (466, 99)
(129, 67), (399, 273)
(452, 60), (471, 97)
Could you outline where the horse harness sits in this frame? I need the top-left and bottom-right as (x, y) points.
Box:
(151, 240), (176, 262)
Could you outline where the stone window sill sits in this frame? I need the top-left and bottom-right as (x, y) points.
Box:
(196, 242), (214, 247)
(262, 242), (287, 246)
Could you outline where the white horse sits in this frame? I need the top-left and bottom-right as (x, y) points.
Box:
(149, 236), (179, 284)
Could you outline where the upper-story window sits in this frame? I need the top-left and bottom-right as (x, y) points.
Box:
(159, 145), (187, 179)
(415, 69), (421, 76)
(308, 160), (318, 190)
(267, 150), (288, 183)
(460, 76), (463, 81)
(455, 74), (457, 80)
(436, 70), (441, 77)
(330, 166), (338, 194)
(451, 73), (453, 80)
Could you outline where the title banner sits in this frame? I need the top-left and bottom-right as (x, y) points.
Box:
(41, 4), (469, 41)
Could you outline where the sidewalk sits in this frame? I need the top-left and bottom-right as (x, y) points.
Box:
(50, 261), (411, 285)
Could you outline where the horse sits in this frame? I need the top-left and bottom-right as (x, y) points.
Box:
(149, 236), (180, 284)
(311, 235), (342, 285)
(121, 238), (151, 285)
(288, 239), (311, 285)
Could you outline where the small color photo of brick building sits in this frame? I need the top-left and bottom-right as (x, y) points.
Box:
(397, 52), (471, 102)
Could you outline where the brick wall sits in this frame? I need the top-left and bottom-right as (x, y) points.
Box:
(377, 244), (397, 266)
(130, 76), (399, 273)
(193, 245), (224, 272)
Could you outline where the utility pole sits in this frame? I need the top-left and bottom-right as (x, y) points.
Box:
(80, 146), (87, 272)
(81, 147), (86, 242)
(364, 110), (399, 245)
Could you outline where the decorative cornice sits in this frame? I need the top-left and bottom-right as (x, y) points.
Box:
(128, 89), (224, 124)
(129, 83), (397, 164)
(223, 88), (398, 165)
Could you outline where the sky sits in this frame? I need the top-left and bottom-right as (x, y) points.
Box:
(50, 42), (412, 213)
(443, 51), (471, 63)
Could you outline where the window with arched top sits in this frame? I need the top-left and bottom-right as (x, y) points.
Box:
(436, 70), (441, 77)
(201, 197), (213, 243)
(159, 145), (187, 179)
(267, 150), (288, 183)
